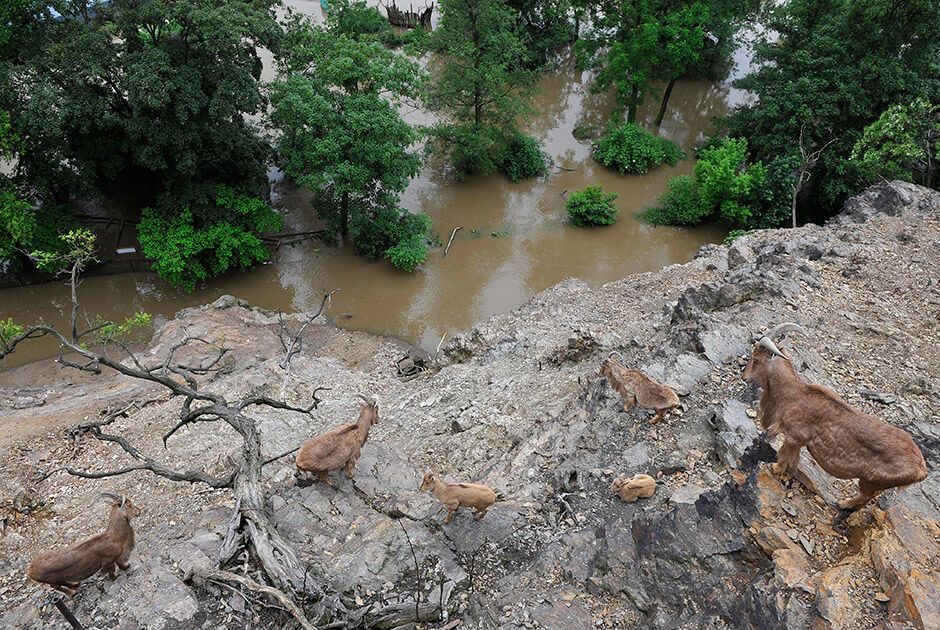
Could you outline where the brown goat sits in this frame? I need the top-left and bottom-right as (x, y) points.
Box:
(599, 353), (680, 424)
(744, 323), (928, 510)
(295, 394), (379, 485)
(419, 472), (497, 524)
(610, 474), (657, 502)
(27, 494), (141, 596)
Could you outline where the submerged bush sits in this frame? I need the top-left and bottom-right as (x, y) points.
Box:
(139, 187), (283, 291)
(349, 206), (433, 271)
(593, 123), (684, 174)
(500, 133), (548, 182)
(566, 185), (619, 227)
(640, 175), (706, 226)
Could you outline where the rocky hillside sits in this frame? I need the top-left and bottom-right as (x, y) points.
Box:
(1, 181), (938, 629)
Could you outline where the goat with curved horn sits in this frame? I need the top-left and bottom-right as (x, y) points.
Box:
(758, 337), (785, 358)
(766, 322), (808, 340)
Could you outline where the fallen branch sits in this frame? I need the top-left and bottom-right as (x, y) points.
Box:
(192, 568), (316, 630)
(443, 227), (461, 256)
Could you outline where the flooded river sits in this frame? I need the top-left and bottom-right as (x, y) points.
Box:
(0, 5), (751, 369)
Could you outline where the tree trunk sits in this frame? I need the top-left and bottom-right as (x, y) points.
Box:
(655, 76), (678, 127)
(627, 85), (639, 123)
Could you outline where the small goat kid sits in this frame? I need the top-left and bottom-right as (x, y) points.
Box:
(295, 394), (379, 485)
(744, 323), (927, 510)
(610, 474), (656, 502)
(599, 353), (679, 424)
(27, 494), (141, 596)
(419, 472), (497, 524)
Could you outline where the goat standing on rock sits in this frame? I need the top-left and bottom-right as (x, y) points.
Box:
(27, 494), (141, 596)
(599, 353), (679, 424)
(419, 472), (497, 524)
(296, 394), (379, 486)
(744, 323), (927, 510)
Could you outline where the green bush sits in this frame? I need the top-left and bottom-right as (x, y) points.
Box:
(387, 234), (428, 272)
(724, 229), (751, 244)
(592, 123), (684, 174)
(640, 175), (707, 226)
(138, 187), (283, 291)
(566, 185), (619, 227)
(694, 137), (766, 225)
(500, 133), (548, 182)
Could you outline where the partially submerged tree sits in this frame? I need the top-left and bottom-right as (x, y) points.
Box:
(271, 16), (431, 268)
(426, 0), (539, 177)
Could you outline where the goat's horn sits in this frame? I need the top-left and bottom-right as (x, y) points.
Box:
(766, 323), (807, 340)
(120, 495), (127, 508)
(356, 393), (376, 405)
(607, 351), (623, 362)
(99, 492), (119, 502)
(758, 337), (785, 357)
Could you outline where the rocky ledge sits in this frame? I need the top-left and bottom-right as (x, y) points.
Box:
(1, 181), (938, 629)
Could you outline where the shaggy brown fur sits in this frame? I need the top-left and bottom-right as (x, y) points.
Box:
(610, 474), (656, 502)
(295, 397), (379, 485)
(27, 495), (141, 596)
(744, 343), (927, 510)
(419, 472), (496, 524)
(598, 356), (679, 424)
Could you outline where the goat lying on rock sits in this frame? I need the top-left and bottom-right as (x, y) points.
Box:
(419, 472), (496, 524)
(599, 353), (679, 424)
(610, 474), (656, 502)
(296, 394), (378, 486)
(27, 494), (141, 595)
(744, 323), (927, 510)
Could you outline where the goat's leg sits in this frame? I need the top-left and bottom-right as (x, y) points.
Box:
(104, 563), (117, 579)
(316, 470), (334, 487)
(622, 396), (637, 413)
(51, 584), (78, 597)
(473, 507), (487, 520)
(444, 504), (458, 524)
(117, 559), (130, 571)
(772, 438), (802, 476)
(838, 480), (880, 511)
(650, 408), (664, 425)
(344, 457), (358, 479)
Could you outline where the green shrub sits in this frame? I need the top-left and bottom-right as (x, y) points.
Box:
(0, 317), (24, 343)
(566, 185), (619, 227)
(592, 123), (684, 174)
(723, 229), (751, 244)
(387, 234), (428, 271)
(500, 133), (548, 182)
(694, 137), (766, 226)
(640, 175), (707, 226)
(139, 187), (283, 291)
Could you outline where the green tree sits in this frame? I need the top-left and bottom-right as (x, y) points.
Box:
(5, 0), (279, 209)
(138, 187), (283, 291)
(653, 3), (709, 127)
(507, 0), (576, 68)
(427, 0), (538, 177)
(851, 99), (940, 189)
(271, 17), (431, 269)
(726, 0), (940, 219)
(694, 137), (765, 225)
(592, 122), (684, 174)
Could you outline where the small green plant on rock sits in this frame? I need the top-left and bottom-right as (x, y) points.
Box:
(566, 185), (619, 227)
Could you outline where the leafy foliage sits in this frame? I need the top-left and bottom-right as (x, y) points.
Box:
(427, 0), (538, 178)
(271, 19), (423, 238)
(592, 123), (684, 174)
(694, 137), (765, 225)
(92, 312), (153, 345)
(725, 0), (940, 218)
(30, 228), (98, 275)
(723, 229), (750, 244)
(500, 133), (549, 182)
(326, 0), (401, 46)
(386, 235), (429, 272)
(0, 317), (24, 344)
(640, 175), (706, 226)
(0, 190), (35, 264)
(566, 185), (619, 227)
(350, 208), (432, 262)
(507, 0), (576, 68)
(851, 99), (940, 189)
(5, 0), (280, 212)
(138, 187), (283, 291)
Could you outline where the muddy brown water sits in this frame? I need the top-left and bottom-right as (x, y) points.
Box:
(0, 8), (752, 370)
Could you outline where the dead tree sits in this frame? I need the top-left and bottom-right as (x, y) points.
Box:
(790, 125), (837, 228)
(2, 259), (348, 627)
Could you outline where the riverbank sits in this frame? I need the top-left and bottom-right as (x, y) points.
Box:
(1, 181), (938, 629)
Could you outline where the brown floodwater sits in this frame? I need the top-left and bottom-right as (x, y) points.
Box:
(0, 7), (752, 370)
